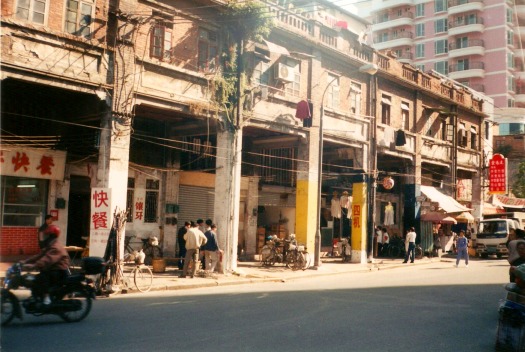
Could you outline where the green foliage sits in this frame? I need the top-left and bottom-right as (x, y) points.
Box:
(512, 161), (525, 198)
(494, 144), (513, 157)
(212, 1), (275, 122)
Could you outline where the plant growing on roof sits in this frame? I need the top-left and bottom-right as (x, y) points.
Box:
(212, 1), (274, 128)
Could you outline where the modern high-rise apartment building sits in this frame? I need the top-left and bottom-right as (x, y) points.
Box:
(357, 0), (525, 135)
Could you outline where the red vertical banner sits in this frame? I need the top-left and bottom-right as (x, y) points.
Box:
(90, 188), (112, 257)
(489, 154), (507, 195)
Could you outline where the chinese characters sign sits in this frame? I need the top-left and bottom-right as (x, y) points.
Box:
(90, 188), (112, 257)
(0, 148), (66, 180)
(489, 154), (507, 195)
(351, 182), (368, 262)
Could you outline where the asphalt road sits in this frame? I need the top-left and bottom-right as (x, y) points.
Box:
(1, 258), (511, 352)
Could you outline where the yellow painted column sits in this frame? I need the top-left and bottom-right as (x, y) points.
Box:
(351, 182), (368, 263)
(295, 179), (317, 256)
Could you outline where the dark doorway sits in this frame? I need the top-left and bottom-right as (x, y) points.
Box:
(67, 176), (91, 247)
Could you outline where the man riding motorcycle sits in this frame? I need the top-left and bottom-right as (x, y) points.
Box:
(22, 224), (70, 305)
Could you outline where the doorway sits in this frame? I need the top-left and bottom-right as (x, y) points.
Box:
(67, 176), (91, 247)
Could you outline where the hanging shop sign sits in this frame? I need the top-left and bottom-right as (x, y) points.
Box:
(0, 148), (66, 180)
(90, 188), (112, 257)
(489, 154), (507, 195)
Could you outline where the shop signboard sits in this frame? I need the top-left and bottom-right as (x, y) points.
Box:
(0, 148), (66, 180)
(489, 154), (507, 195)
(90, 188), (112, 257)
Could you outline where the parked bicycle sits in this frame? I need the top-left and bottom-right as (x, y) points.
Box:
(94, 258), (153, 295)
(124, 235), (163, 265)
(284, 235), (310, 270)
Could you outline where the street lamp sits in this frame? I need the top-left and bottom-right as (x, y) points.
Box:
(314, 63), (379, 268)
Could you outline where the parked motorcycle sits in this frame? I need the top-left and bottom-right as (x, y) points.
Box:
(1, 257), (103, 326)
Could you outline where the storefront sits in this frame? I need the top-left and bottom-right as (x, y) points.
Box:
(0, 148), (67, 256)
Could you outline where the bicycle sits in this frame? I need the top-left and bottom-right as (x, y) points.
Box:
(94, 259), (153, 295)
(123, 235), (163, 265)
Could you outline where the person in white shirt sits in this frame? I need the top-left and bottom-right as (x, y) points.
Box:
(181, 221), (207, 278)
(403, 227), (417, 263)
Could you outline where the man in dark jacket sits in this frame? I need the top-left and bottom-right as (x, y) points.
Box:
(23, 224), (70, 305)
(177, 221), (190, 270)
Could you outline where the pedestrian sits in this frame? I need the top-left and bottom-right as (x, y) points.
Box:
(203, 224), (220, 273)
(375, 226), (383, 255)
(455, 230), (469, 268)
(403, 227), (417, 263)
(200, 219), (213, 269)
(37, 215), (54, 249)
(177, 221), (190, 270)
(509, 240), (525, 282)
(181, 221), (207, 278)
(507, 228), (525, 265)
(197, 219), (206, 234)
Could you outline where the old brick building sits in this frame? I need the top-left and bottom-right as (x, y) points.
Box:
(1, 0), (491, 267)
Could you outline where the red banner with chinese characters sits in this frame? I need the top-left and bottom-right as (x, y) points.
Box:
(489, 154), (507, 195)
(90, 188), (112, 257)
(0, 148), (66, 180)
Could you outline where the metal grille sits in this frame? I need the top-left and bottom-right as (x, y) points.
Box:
(258, 147), (296, 187)
(145, 179), (159, 223)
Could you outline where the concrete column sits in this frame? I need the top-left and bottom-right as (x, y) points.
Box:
(295, 138), (319, 257)
(214, 128), (242, 273)
(403, 135), (422, 232)
(244, 176), (259, 259)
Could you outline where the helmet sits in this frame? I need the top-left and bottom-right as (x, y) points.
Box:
(45, 225), (60, 238)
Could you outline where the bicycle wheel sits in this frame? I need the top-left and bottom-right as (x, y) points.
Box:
(415, 246), (423, 259)
(301, 251), (311, 270)
(389, 246), (400, 258)
(133, 265), (153, 292)
(1, 290), (17, 326)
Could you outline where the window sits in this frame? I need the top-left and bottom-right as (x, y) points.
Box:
(150, 22), (172, 61)
(326, 74), (340, 110)
(144, 179), (159, 223)
(416, 3), (425, 17)
(507, 53), (514, 69)
(434, 61), (448, 75)
(284, 59), (300, 97)
(457, 59), (469, 71)
(458, 123), (467, 147)
(440, 119), (447, 141)
(16, 0), (46, 24)
(434, 0), (447, 13)
(258, 147), (297, 187)
(508, 76), (515, 92)
(381, 95), (391, 125)
(198, 28), (218, 72)
(65, 0), (93, 38)
(467, 14), (477, 24)
(470, 127), (477, 149)
(1, 176), (48, 226)
(401, 102), (410, 130)
(416, 23), (425, 37)
(434, 19), (448, 33)
(508, 31), (514, 46)
(349, 82), (362, 115)
(416, 44), (425, 58)
(507, 8), (514, 24)
(508, 98), (515, 108)
(126, 178), (135, 223)
(253, 61), (270, 86)
(456, 37), (468, 49)
(434, 39), (448, 55)
(484, 121), (490, 140)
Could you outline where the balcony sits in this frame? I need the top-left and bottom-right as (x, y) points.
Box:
(373, 12), (414, 31)
(448, 39), (485, 58)
(519, 27), (525, 38)
(448, 61), (485, 80)
(421, 137), (452, 165)
(373, 32), (414, 51)
(448, 0), (484, 15)
(448, 17), (484, 36)
(517, 1), (525, 20)
(370, 0), (414, 12)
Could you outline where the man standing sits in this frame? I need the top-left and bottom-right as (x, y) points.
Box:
(177, 221), (190, 270)
(181, 221), (207, 278)
(203, 224), (220, 273)
(455, 230), (469, 268)
(403, 227), (417, 263)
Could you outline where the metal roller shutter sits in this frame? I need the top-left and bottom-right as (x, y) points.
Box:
(178, 185), (215, 225)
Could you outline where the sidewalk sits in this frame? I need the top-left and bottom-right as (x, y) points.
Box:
(0, 255), (455, 295)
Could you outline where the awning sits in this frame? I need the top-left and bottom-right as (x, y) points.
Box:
(421, 212), (457, 224)
(263, 40), (289, 56)
(455, 211), (475, 223)
(420, 185), (471, 213)
(492, 194), (525, 209)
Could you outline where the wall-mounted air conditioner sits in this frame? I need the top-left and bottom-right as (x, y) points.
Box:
(274, 63), (294, 82)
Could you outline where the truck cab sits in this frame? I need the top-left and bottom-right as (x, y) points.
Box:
(476, 212), (524, 258)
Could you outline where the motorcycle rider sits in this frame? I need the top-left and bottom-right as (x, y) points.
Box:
(22, 224), (70, 305)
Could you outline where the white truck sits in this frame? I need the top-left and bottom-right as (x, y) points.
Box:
(475, 212), (525, 258)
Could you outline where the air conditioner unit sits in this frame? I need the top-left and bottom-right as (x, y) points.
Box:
(274, 63), (294, 82)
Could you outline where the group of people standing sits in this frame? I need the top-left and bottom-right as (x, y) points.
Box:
(177, 219), (221, 278)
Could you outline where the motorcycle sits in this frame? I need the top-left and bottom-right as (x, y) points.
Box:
(1, 256), (104, 326)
